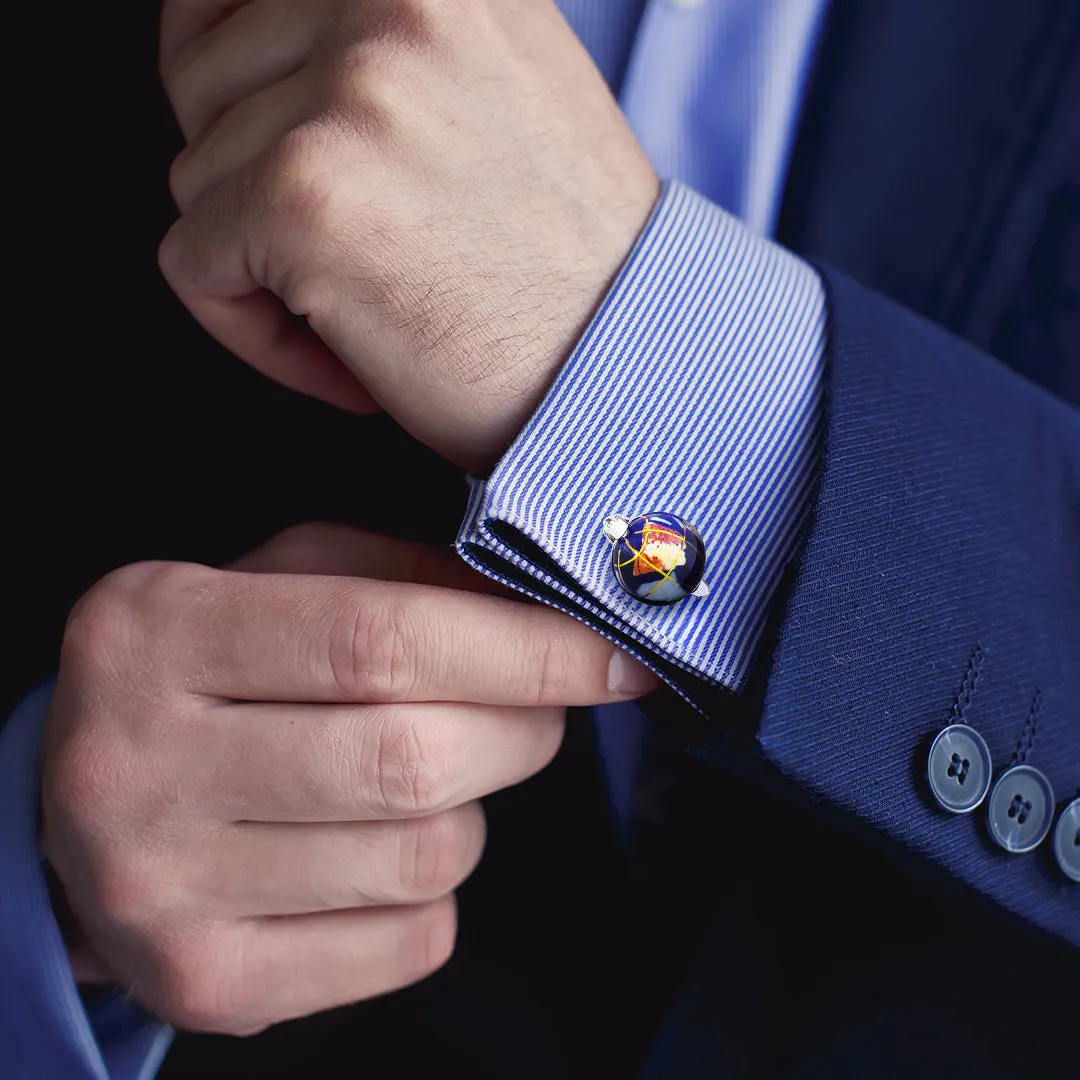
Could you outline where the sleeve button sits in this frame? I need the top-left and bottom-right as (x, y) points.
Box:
(1051, 797), (1080, 882)
(927, 724), (992, 813)
(986, 764), (1055, 853)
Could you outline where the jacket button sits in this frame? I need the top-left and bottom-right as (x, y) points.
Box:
(986, 764), (1055, 853)
(927, 724), (992, 813)
(1052, 797), (1080, 882)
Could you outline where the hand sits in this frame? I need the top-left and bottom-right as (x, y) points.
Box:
(41, 522), (658, 1034)
(158, 0), (659, 472)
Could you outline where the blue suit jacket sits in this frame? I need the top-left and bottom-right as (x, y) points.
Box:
(766, 0), (1079, 929)
(20, 1), (1079, 1077)
(635, 2), (1079, 1075)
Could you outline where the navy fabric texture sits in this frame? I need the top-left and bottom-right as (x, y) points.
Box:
(742, 265), (1080, 944)
(6, 1), (1078, 1077)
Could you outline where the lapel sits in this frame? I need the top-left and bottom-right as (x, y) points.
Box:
(777, 0), (1080, 361)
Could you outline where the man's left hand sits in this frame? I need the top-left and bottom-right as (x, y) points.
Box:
(158, 0), (659, 472)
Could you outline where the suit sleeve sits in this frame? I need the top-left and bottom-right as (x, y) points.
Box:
(751, 263), (1079, 943)
(457, 181), (1080, 945)
(0, 683), (174, 1080)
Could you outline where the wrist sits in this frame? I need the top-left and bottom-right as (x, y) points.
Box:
(461, 179), (663, 475)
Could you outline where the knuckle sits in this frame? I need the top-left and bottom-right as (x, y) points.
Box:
(321, 48), (400, 139)
(154, 935), (254, 1036)
(371, 1), (440, 46)
(43, 691), (185, 878)
(369, 711), (453, 816)
(124, 559), (210, 606)
(329, 595), (416, 700)
(142, 564), (224, 641)
(86, 560), (208, 619)
(280, 268), (335, 325)
(256, 127), (339, 235)
(61, 570), (144, 677)
(529, 630), (574, 705)
(322, 42), (371, 96)
(156, 963), (221, 1033)
(64, 562), (209, 671)
(403, 806), (483, 896)
(55, 560), (215, 761)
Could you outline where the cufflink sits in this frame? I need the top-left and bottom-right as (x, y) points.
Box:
(602, 512), (708, 605)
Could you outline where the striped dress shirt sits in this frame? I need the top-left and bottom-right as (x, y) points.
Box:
(0, 2), (830, 1077)
(458, 0), (829, 827)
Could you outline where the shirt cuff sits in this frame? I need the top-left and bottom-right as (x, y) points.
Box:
(0, 683), (173, 1080)
(457, 181), (826, 697)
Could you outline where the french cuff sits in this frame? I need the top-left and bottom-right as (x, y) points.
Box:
(456, 181), (826, 700)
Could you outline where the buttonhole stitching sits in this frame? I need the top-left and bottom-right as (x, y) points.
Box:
(1012, 688), (1042, 764)
(947, 645), (985, 727)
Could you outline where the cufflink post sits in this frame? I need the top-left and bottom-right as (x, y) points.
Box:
(603, 514), (630, 543)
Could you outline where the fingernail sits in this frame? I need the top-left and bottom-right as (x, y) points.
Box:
(607, 649), (660, 697)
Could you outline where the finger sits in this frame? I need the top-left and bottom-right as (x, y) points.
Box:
(158, 191), (380, 416)
(228, 522), (513, 598)
(160, 1), (248, 90)
(169, 65), (315, 210)
(200, 700), (564, 822)
(162, 0), (324, 142)
(152, 897), (456, 1035)
(173, 568), (661, 704)
(204, 802), (486, 916)
(242, 897), (458, 1025)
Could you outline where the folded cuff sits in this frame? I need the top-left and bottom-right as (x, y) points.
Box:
(457, 181), (826, 695)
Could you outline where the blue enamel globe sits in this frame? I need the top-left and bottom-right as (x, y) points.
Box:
(607, 511), (707, 605)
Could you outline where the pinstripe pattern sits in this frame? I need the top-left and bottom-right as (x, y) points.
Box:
(458, 181), (825, 691)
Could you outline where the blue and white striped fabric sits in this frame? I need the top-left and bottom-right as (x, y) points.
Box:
(457, 180), (825, 694)
(0, 6), (834, 1077)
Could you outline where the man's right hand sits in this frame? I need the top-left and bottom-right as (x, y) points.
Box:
(40, 523), (658, 1036)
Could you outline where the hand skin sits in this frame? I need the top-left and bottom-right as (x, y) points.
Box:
(41, 522), (659, 1036)
(157, 0), (660, 473)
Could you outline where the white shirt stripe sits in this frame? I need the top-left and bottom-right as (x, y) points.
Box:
(457, 182), (825, 693)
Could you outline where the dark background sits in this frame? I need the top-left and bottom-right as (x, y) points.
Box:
(9, 5), (1077, 1078)
(7, 3), (464, 720)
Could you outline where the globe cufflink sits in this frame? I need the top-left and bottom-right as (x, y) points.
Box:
(602, 511), (709, 606)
